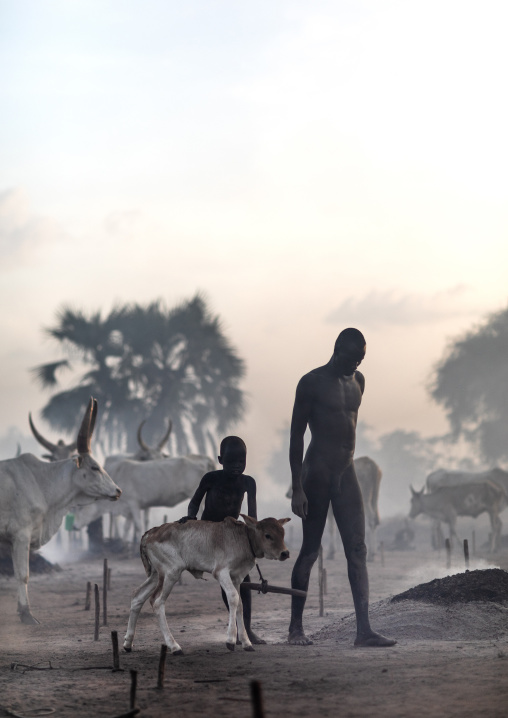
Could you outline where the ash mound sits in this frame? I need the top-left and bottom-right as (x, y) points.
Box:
(391, 569), (508, 606)
(311, 570), (508, 643)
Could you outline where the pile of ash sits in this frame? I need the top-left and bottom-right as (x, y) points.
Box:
(0, 546), (61, 576)
(311, 569), (508, 643)
(391, 568), (508, 606)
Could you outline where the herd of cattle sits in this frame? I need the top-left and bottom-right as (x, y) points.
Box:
(2, 397), (508, 628)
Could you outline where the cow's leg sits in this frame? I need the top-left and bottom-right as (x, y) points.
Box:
(123, 571), (159, 651)
(489, 512), (502, 552)
(152, 571), (183, 655)
(365, 522), (376, 562)
(447, 516), (460, 551)
(12, 532), (39, 625)
(143, 508), (150, 533)
(326, 505), (335, 560)
(129, 505), (144, 545)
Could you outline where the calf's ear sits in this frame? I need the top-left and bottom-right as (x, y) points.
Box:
(240, 514), (257, 526)
(278, 518), (291, 525)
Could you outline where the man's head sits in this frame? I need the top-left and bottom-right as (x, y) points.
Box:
(218, 436), (247, 476)
(332, 328), (366, 376)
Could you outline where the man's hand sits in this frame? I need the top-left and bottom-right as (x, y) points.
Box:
(178, 516), (197, 524)
(291, 487), (308, 520)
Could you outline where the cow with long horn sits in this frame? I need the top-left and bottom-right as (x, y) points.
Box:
(136, 418), (173, 460)
(0, 398), (121, 624)
(28, 413), (77, 461)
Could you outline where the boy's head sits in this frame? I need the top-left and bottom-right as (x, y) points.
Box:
(218, 436), (247, 477)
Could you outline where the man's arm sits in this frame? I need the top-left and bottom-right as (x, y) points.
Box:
(245, 476), (257, 519)
(289, 375), (312, 519)
(355, 370), (365, 395)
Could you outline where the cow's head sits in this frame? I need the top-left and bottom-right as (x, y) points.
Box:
(134, 419), (172, 461)
(72, 398), (122, 504)
(241, 515), (291, 561)
(408, 485), (425, 519)
(28, 412), (77, 461)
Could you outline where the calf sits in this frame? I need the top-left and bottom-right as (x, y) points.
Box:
(123, 515), (290, 654)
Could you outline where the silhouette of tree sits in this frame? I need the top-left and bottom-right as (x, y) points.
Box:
(428, 304), (508, 463)
(32, 294), (245, 456)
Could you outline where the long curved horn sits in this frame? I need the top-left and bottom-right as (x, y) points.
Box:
(28, 413), (58, 453)
(157, 419), (173, 450)
(137, 420), (151, 452)
(77, 397), (94, 454)
(89, 398), (98, 440)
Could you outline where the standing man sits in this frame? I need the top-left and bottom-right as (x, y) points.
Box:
(288, 328), (395, 647)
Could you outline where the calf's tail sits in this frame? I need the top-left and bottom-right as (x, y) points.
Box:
(140, 535), (153, 577)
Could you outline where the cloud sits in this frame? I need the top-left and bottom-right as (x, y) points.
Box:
(0, 188), (64, 269)
(325, 286), (475, 327)
(104, 209), (143, 237)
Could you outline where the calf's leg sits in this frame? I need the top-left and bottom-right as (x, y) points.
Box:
(123, 571), (159, 651)
(217, 569), (253, 652)
(152, 571), (183, 654)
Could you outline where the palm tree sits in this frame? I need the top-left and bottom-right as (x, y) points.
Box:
(32, 294), (246, 456)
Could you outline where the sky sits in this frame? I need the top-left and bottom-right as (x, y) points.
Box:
(1, 0), (508, 505)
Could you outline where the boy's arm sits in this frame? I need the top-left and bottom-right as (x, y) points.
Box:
(246, 476), (257, 519)
(182, 474), (209, 520)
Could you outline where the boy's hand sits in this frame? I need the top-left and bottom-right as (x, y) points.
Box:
(178, 516), (197, 524)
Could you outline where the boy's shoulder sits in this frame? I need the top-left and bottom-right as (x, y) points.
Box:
(201, 469), (223, 482)
(242, 473), (256, 487)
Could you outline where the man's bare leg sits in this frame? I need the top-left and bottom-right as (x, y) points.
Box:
(289, 497), (328, 645)
(333, 467), (396, 647)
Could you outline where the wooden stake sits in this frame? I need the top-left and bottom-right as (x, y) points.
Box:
(472, 530), (476, 557)
(445, 538), (451, 569)
(318, 545), (324, 617)
(108, 567), (112, 591)
(322, 567), (327, 596)
(94, 584), (100, 640)
(380, 541), (385, 567)
(111, 631), (120, 670)
(130, 669), (138, 709)
(103, 558), (108, 626)
(157, 644), (168, 689)
(84, 581), (91, 611)
(163, 514), (168, 524)
(463, 539), (470, 570)
(251, 680), (265, 718)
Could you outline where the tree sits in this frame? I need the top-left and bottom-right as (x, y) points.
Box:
(32, 294), (246, 456)
(428, 304), (508, 464)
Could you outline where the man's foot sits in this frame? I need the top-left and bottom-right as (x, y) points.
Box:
(354, 630), (396, 647)
(288, 628), (313, 645)
(247, 630), (266, 645)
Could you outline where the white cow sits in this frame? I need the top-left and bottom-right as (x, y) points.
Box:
(28, 412), (77, 461)
(104, 418), (173, 477)
(123, 515), (290, 654)
(0, 398), (121, 624)
(73, 454), (215, 540)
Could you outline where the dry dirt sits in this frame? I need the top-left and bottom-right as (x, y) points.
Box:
(2, 541), (508, 718)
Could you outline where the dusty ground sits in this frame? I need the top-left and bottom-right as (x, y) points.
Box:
(1, 540), (508, 718)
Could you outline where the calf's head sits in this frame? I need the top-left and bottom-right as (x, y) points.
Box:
(241, 515), (291, 560)
(72, 398), (122, 503)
